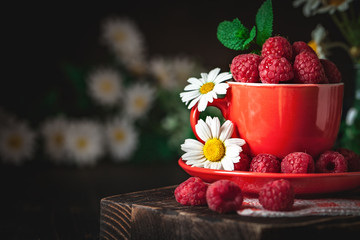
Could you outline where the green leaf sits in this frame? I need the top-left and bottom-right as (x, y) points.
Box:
(255, 0), (273, 46)
(243, 26), (257, 49)
(217, 18), (251, 50)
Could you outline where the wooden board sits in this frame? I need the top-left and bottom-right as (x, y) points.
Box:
(100, 186), (360, 240)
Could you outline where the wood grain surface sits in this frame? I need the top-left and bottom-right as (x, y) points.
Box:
(100, 186), (360, 240)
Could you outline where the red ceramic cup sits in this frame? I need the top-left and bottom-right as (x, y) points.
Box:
(190, 82), (344, 158)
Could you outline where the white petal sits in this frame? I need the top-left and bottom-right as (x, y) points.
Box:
(187, 77), (202, 86)
(224, 138), (246, 147)
(225, 146), (241, 157)
(200, 73), (208, 82)
(214, 72), (232, 84)
(182, 139), (204, 150)
(222, 157), (235, 171)
(184, 84), (200, 91)
(207, 68), (221, 82)
(188, 95), (202, 109)
(197, 95), (209, 112)
(213, 83), (229, 95)
(210, 117), (221, 139)
(195, 119), (212, 142)
(205, 116), (213, 126)
(180, 90), (200, 102)
(219, 120), (234, 141)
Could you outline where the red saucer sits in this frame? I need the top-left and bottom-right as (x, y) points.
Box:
(178, 158), (360, 195)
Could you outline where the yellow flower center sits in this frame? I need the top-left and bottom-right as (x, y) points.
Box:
(308, 40), (319, 56)
(7, 135), (23, 150)
(114, 129), (125, 142)
(324, 0), (346, 6)
(203, 138), (225, 162)
(134, 97), (146, 110)
(53, 133), (64, 147)
(76, 137), (88, 150)
(100, 80), (113, 93)
(114, 31), (126, 42)
(200, 82), (215, 94)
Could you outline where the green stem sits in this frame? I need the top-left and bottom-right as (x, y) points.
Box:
(339, 10), (356, 44)
(331, 13), (353, 45)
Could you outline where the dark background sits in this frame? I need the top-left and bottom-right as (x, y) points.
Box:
(0, 0), (358, 239)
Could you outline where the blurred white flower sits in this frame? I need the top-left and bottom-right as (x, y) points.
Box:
(149, 57), (176, 90)
(180, 68), (231, 112)
(308, 24), (328, 59)
(317, 0), (353, 14)
(150, 56), (201, 90)
(101, 18), (146, 75)
(172, 57), (200, 87)
(105, 117), (138, 162)
(88, 68), (123, 106)
(41, 117), (69, 163)
(125, 83), (156, 119)
(0, 120), (36, 165)
(65, 120), (104, 167)
(293, 0), (322, 16)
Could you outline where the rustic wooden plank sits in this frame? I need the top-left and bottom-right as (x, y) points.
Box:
(100, 186), (360, 240)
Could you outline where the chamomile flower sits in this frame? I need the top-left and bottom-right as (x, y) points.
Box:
(317, 0), (353, 14)
(65, 120), (104, 167)
(124, 83), (156, 119)
(293, 0), (322, 16)
(308, 24), (328, 59)
(181, 116), (246, 171)
(149, 57), (176, 90)
(101, 17), (146, 75)
(0, 120), (36, 165)
(41, 117), (69, 163)
(180, 68), (231, 112)
(105, 117), (138, 162)
(87, 68), (123, 106)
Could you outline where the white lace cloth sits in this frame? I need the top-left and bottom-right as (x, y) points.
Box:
(237, 197), (360, 217)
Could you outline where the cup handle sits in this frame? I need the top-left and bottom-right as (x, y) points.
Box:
(190, 95), (230, 143)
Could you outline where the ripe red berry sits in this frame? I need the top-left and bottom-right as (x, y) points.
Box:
(174, 177), (208, 206)
(250, 153), (281, 173)
(206, 180), (243, 213)
(292, 41), (315, 57)
(258, 55), (294, 83)
(320, 59), (342, 83)
(234, 152), (251, 171)
(230, 54), (262, 83)
(261, 36), (293, 61)
(259, 179), (294, 211)
(281, 152), (315, 173)
(336, 148), (360, 172)
(315, 151), (348, 173)
(293, 51), (327, 84)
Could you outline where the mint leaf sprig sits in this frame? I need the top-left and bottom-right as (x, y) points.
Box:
(217, 0), (273, 52)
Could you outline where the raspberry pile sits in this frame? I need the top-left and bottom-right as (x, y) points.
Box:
(232, 148), (359, 173)
(175, 177), (295, 212)
(230, 36), (342, 84)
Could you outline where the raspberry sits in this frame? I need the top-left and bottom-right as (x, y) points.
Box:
(174, 177), (208, 206)
(336, 148), (360, 172)
(261, 36), (293, 61)
(230, 54), (262, 83)
(292, 41), (315, 57)
(259, 179), (294, 211)
(281, 152), (315, 173)
(233, 152), (251, 171)
(206, 180), (243, 213)
(250, 153), (281, 173)
(315, 151), (348, 173)
(320, 59), (342, 83)
(258, 55), (294, 83)
(293, 51), (327, 84)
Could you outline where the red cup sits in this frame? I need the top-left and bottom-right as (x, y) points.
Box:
(190, 82), (344, 158)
